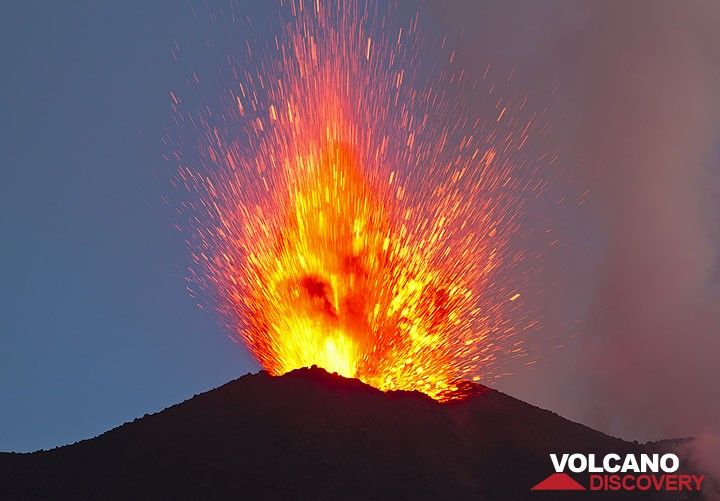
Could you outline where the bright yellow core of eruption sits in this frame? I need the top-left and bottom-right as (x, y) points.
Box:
(227, 144), (478, 400)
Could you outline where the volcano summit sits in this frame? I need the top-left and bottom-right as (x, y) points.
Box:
(0, 367), (708, 500)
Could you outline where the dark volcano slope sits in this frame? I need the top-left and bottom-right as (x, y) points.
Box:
(0, 367), (701, 500)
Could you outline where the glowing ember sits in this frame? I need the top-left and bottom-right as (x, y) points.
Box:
(173, 1), (547, 400)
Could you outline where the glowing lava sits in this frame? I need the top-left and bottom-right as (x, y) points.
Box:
(220, 142), (481, 398)
(174, 1), (546, 400)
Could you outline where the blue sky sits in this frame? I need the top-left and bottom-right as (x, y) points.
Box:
(0, 1), (263, 452)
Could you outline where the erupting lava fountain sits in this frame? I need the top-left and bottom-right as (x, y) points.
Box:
(172, 1), (551, 400)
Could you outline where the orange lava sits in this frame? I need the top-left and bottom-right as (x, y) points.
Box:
(175, 1), (546, 400)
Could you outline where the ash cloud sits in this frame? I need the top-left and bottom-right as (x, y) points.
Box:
(573, 1), (720, 484)
(568, 0), (720, 436)
(435, 0), (720, 480)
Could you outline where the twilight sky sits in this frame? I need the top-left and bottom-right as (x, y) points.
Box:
(0, 1), (259, 452)
(1, 0), (718, 458)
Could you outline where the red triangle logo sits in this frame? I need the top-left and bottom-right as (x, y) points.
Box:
(531, 472), (586, 491)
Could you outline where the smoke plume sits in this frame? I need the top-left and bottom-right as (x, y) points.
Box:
(436, 0), (720, 482)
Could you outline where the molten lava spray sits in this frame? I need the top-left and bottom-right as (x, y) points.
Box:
(174, 1), (547, 400)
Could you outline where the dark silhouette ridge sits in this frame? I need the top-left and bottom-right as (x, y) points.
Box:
(0, 367), (704, 500)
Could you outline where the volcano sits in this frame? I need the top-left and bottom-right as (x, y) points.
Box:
(0, 367), (704, 500)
